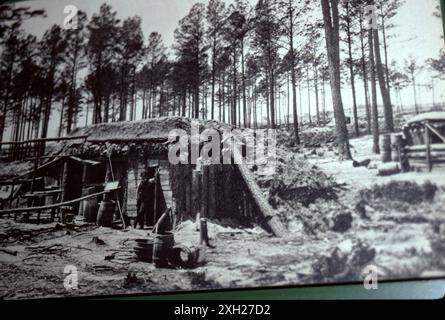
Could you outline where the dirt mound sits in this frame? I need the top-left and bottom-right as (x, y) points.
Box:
(356, 181), (443, 238)
(276, 127), (336, 149)
(253, 147), (336, 208)
(359, 181), (437, 205)
(312, 240), (376, 282)
(251, 146), (345, 235)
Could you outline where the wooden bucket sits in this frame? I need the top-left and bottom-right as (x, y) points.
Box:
(79, 187), (98, 222)
(134, 239), (154, 262)
(152, 232), (175, 268)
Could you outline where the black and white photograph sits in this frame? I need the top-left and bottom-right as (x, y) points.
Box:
(0, 0), (444, 300)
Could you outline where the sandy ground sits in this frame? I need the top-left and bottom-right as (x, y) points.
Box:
(1, 132), (445, 299)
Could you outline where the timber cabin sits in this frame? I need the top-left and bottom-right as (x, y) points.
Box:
(0, 117), (286, 236)
(403, 111), (445, 172)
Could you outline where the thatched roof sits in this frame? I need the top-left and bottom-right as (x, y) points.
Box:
(54, 117), (233, 159)
(407, 112), (445, 124)
(68, 117), (231, 143)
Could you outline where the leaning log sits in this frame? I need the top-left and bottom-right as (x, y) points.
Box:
(234, 160), (287, 237)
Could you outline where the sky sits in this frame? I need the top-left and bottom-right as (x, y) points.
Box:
(20, 0), (210, 50)
(17, 0), (445, 61)
(4, 0), (445, 138)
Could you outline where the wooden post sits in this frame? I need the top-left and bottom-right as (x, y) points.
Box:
(60, 159), (71, 223)
(30, 151), (39, 199)
(170, 164), (178, 220)
(215, 164), (223, 218)
(201, 165), (209, 218)
(208, 165), (216, 219)
(153, 167), (159, 224)
(78, 164), (88, 217)
(192, 169), (201, 218)
(176, 165), (184, 216)
(8, 183), (15, 212)
(222, 166), (232, 219)
(200, 218), (210, 246)
(381, 134), (392, 163)
(425, 121), (432, 172)
(81, 164), (88, 185)
(108, 157), (127, 228)
(195, 211), (201, 231)
(393, 134), (402, 163)
(183, 169), (189, 218)
(50, 206), (56, 222)
(61, 160), (70, 203)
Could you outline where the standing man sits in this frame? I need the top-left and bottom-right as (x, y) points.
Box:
(134, 170), (154, 229)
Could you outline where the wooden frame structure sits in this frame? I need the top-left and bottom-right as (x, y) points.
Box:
(0, 118), (287, 236)
(403, 112), (445, 172)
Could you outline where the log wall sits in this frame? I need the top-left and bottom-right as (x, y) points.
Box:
(170, 163), (261, 228)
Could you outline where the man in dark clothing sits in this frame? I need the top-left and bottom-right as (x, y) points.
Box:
(134, 167), (167, 229)
(134, 170), (155, 229)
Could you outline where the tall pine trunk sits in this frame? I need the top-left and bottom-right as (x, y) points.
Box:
(380, 9), (391, 94)
(314, 65), (320, 125)
(321, 0), (351, 159)
(360, 18), (372, 135)
(288, 0), (300, 144)
(306, 65), (312, 126)
(269, 67), (276, 129)
(373, 28), (394, 133)
(346, 3), (359, 136)
(58, 94), (66, 137)
(368, 28), (380, 154)
(241, 39), (247, 127)
(211, 38), (216, 120)
(232, 42), (237, 125)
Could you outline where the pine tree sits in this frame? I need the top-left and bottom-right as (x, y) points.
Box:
(320, 0), (351, 159)
(206, 0), (226, 121)
(39, 25), (66, 138)
(340, 0), (360, 136)
(173, 3), (208, 119)
(252, 0), (282, 129)
(116, 16), (144, 121)
(86, 3), (120, 124)
(64, 10), (87, 134)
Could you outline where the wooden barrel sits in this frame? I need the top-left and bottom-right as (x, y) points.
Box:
(96, 200), (115, 227)
(381, 134), (392, 163)
(152, 232), (175, 268)
(134, 239), (154, 262)
(79, 187), (98, 222)
(392, 134), (402, 162)
(168, 244), (200, 269)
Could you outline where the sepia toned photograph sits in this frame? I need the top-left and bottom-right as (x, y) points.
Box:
(0, 0), (444, 300)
